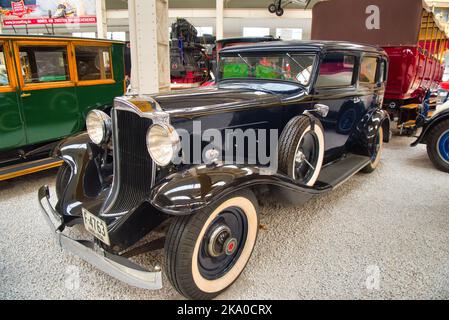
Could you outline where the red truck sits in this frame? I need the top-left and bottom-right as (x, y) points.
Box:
(312, 0), (449, 133)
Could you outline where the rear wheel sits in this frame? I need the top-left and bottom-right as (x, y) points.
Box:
(426, 119), (449, 173)
(56, 163), (71, 200)
(362, 127), (384, 173)
(165, 189), (259, 300)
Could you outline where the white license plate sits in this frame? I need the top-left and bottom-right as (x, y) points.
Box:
(82, 208), (110, 246)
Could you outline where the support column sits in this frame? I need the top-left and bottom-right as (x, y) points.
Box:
(128, 0), (170, 94)
(216, 0), (224, 40)
(96, 0), (107, 39)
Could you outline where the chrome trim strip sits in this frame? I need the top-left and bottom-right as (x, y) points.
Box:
(38, 186), (162, 290)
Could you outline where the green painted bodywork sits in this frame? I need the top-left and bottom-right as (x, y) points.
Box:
(0, 39), (125, 152)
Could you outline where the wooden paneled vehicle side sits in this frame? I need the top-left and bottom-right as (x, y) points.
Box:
(0, 35), (125, 181)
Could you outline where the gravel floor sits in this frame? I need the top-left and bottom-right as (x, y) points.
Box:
(1, 135), (448, 300)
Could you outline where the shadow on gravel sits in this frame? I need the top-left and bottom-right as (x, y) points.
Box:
(0, 168), (58, 200)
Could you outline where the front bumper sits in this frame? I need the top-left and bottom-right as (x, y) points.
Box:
(38, 185), (162, 290)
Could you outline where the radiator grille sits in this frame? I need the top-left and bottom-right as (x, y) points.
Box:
(106, 109), (154, 214)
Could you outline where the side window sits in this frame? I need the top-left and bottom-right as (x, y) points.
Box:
(316, 53), (355, 88)
(75, 46), (112, 81)
(359, 56), (377, 85)
(18, 45), (70, 84)
(0, 45), (10, 87)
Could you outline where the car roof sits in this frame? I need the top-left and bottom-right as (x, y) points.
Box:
(220, 40), (386, 55)
(0, 34), (125, 44)
(217, 36), (280, 45)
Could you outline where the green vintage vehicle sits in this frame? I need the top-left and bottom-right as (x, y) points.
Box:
(0, 35), (125, 181)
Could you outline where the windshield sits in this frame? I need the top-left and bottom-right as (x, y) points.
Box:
(218, 53), (316, 85)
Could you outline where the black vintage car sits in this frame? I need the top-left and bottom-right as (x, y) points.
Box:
(38, 41), (390, 299)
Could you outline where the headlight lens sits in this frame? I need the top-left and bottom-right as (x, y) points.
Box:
(86, 110), (112, 145)
(146, 124), (180, 166)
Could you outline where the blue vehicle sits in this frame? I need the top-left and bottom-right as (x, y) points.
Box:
(412, 105), (449, 173)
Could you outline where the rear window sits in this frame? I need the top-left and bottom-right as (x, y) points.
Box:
(75, 46), (112, 81)
(359, 56), (378, 84)
(378, 59), (387, 83)
(316, 53), (355, 88)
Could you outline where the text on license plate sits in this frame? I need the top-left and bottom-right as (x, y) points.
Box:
(82, 208), (110, 246)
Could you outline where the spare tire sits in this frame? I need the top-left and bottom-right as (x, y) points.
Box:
(278, 115), (325, 186)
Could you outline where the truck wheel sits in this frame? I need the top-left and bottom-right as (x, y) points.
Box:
(165, 189), (259, 300)
(56, 163), (71, 200)
(279, 115), (324, 186)
(362, 127), (384, 173)
(426, 119), (449, 173)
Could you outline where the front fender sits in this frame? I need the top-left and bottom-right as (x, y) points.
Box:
(411, 106), (449, 147)
(53, 133), (107, 222)
(149, 164), (327, 216)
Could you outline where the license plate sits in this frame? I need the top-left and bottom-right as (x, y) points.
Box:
(82, 208), (110, 246)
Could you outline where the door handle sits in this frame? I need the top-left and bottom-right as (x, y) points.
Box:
(21, 93), (31, 98)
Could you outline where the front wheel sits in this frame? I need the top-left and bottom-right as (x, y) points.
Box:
(165, 190), (259, 300)
(426, 119), (449, 173)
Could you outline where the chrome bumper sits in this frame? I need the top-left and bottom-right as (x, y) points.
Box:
(38, 185), (162, 290)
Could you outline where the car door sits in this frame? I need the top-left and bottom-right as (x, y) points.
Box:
(0, 40), (25, 151)
(312, 51), (360, 160)
(14, 40), (80, 145)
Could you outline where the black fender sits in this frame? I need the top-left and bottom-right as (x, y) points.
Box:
(149, 164), (330, 216)
(53, 133), (107, 222)
(349, 108), (390, 157)
(411, 107), (449, 147)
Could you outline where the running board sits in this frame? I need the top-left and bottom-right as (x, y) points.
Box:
(317, 154), (371, 189)
(0, 158), (62, 181)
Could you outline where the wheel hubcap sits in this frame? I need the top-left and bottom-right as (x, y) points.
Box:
(293, 131), (319, 182)
(207, 224), (233, 258)
(198, 207), (248, 280)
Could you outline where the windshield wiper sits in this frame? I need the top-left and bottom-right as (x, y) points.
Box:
(238, 54), (251, 67)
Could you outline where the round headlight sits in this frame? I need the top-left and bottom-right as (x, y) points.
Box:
(146, 124), (180, 166)
(86, 110), (112, 145)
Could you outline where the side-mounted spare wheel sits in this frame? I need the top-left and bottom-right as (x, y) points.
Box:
(278, 115), (325, 186)
(426, 119), (449, 173)
(165, 189), (259, 300)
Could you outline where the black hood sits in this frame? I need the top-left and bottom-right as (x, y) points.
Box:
(150, 86), (281, 116)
